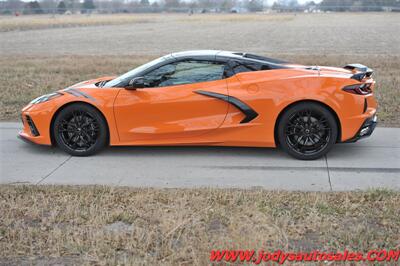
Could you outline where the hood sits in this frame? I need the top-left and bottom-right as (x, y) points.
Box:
(67, 76), (116, 89)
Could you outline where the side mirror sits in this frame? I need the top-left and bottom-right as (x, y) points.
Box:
(127, 77), (145, 89)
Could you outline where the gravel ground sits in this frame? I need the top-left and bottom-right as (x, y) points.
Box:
(1, 13), (399, 56)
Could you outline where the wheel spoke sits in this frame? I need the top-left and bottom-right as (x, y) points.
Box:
(58, 110), (99, 152)
(285, 108), (332, 155)
(306, 109), (312, 123)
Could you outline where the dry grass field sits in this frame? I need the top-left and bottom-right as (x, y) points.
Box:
(1, 186), (399, 265)
(1, 13), (400, 265)
(0, 14), (154, 32)
(0, 13), (296, 32)
(1, 13), (399, 56)
(0, 13), (399, 126)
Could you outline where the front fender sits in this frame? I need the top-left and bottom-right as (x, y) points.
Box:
(20, 88), (121, 145)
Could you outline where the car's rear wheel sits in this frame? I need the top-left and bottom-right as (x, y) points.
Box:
(53, 103), (107, 156)
(277, 102), (337, 160)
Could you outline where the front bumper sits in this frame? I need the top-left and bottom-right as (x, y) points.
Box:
(18, 131), (39, 145)
(18, 112), (52, 146)
(344, 114), (377, 143)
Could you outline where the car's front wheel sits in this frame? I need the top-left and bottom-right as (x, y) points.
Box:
(53, 103), (108, 156)
(277, 102), (337, 160)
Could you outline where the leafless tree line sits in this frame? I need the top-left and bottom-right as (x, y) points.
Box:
(1, 0), (399, 15)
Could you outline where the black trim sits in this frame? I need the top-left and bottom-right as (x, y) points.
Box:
(25, 115), (40, 136)
(344, 115), (377, 143)
(65, 88), (81, 97)
(17, 132), (50, 146)
(65, 88), (96, 101)
(345, 64), (373, 81)
(17, 132), (36, 145)
(18, 133), (35, 145)
(363, 98), (368, 113)
(238, 53), (288, 64)
(77, 90), (96, 101)
(194, 90), (258, 123)
(351, 72), (367, 81)
(344, 63), (373, 76)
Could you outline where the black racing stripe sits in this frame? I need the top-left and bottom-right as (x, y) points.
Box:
(75, 89), (96, 101)
(65, 88), (96, 101)
(194, 90), (258, 123)
(65, 89), (82, 97)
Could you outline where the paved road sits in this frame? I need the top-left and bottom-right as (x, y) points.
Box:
(1, 122), (399, 191)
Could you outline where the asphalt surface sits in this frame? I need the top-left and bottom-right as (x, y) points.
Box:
(0, 122), (399, 191)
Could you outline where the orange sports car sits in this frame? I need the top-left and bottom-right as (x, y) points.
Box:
(19, 50), (377, 160)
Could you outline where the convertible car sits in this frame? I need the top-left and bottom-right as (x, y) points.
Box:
(19, 50), (377, 160)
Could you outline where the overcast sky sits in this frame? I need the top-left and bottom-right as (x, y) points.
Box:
(8, 0), (324, 5)
(151, 0), (324, 4)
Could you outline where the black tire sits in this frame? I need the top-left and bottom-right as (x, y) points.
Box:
(277, 102), (337, 160)
(52, 103), (108, 156)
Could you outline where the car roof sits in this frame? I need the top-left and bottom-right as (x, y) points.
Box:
(169, 50), (288, 66)
(170, 50), (220, 58)
(169, 50), (220, 61)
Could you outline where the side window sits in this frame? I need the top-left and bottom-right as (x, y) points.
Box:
(226, 60), (262, 77)
(143, 64), (176, 88)
(143, 60), (225, 88)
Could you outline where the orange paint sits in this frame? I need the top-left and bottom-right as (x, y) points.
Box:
(19, 56), (377, 149)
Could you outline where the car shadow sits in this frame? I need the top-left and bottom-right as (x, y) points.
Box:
(17, 140), (64, 155)
(18, 140), (369, 160)
(16, 139), (285, 158)
(102, 145), (286, 158)
(326, 142), (382, 160)
(101, 143), (370, 160)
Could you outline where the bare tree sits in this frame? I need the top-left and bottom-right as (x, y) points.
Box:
(57, 1), (67, 13)
(164, 0), (181, 8)
(219, 0), (237, 12)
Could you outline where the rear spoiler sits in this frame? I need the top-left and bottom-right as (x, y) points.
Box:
(344, 63), (373, 81)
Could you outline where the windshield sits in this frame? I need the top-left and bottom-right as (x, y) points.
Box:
(104, 56), (167, 87)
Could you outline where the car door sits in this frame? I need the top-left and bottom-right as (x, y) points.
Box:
(113, 60), (229, 142)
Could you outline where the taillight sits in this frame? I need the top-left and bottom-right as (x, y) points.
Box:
(342, 83), (372, 95)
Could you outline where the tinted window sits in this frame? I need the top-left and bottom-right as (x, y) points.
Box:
(226, 60), (265, 76)
(104, 56), (168, 87)
(143, 60), (225, 88)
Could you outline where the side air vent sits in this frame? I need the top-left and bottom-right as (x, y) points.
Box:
(25, 115), (40, 136)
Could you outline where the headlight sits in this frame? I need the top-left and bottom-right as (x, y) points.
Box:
(30, 92), (63, 104)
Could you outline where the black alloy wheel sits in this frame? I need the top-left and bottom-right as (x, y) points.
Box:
(53, 103), (107, 156)
(278, 102), (337, 160)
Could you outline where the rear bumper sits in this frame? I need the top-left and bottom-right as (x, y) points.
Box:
(344, 114), (377, 143)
